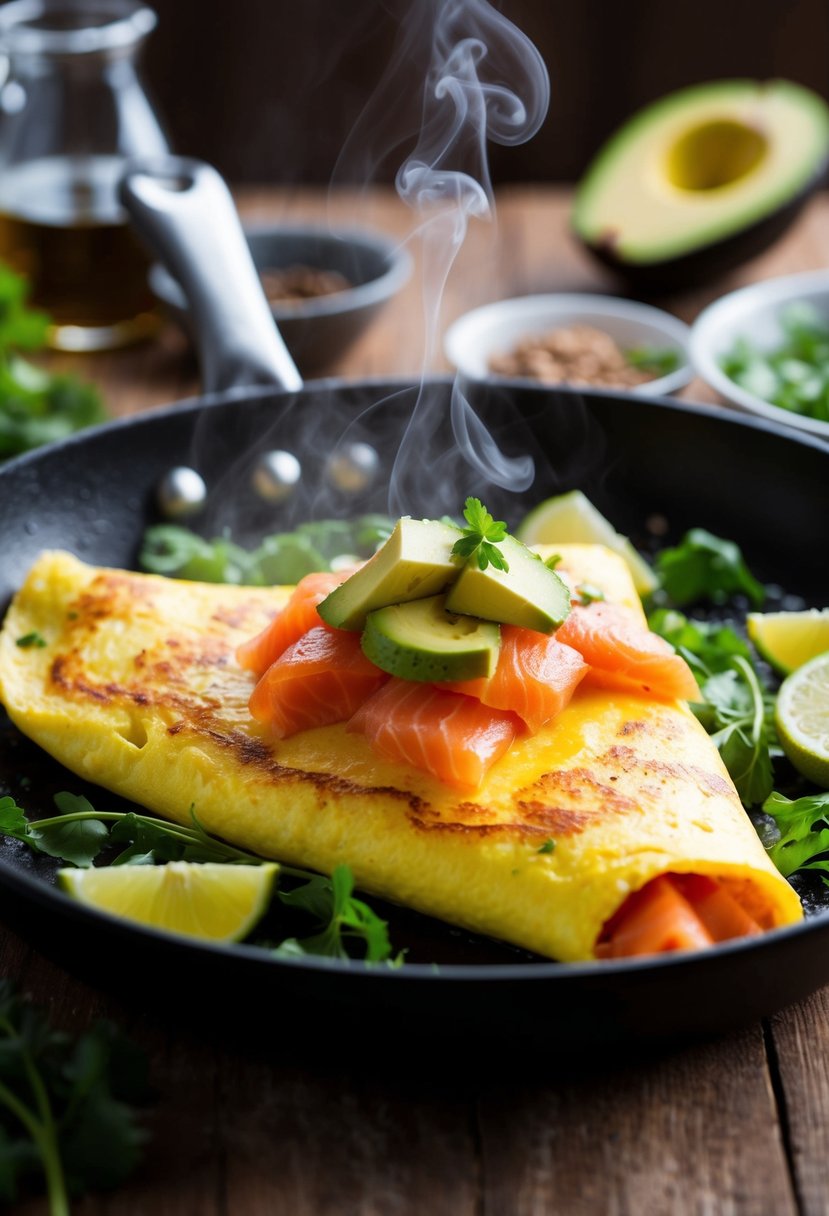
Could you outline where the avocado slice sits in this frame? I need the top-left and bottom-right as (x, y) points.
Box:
(362, 595), (500, 682)
(573, 80), (829, 289)
(445, 535), (570, 634)
(317, 517), (462, 631)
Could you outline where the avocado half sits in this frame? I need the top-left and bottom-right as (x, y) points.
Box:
(573, 80), (829, 290)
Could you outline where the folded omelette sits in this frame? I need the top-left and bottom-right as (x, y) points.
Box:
(0, 545), (801, 961)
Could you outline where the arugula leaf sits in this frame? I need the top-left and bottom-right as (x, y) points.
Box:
(693, 657), (776, 806)
(648, 607), (751, 678)
(761, 790), (829, 879)
(451, 497), (510, 572)
(0, 981), (147, 1210)
(276, 865), (394, 962)
(654, 528), (765, 608)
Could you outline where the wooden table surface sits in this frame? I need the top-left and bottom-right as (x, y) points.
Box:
(7, 186), (829, 1215)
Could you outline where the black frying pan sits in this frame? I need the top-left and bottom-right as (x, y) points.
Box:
(1, 160), (828, 1047)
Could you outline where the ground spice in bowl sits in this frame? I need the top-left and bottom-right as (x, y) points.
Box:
(488, 324), (666, 389)
(259, 265), (352, 306)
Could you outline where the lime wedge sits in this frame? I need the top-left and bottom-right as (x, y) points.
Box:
(747, 609), (829, 675)
(516, 490), (658, 596)
(58, 861), (278, 942)
(775, 652), (829, 787)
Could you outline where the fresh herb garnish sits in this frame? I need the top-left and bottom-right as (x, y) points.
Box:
(648, 607), (752, 678)
(0, 794), (263, 870)
(694, 656), (776, 806)
(275, 866), (396, 963)
(648, 565), (774, 806)
(0, 981), (148, 1213)
(626, 346), (681, 376)
(575, 583), (605, 606)
(451, 497), (510, 572)
(0, 796), (397, 962)
(139, 515), (394, 585)
(653, 528), (765, 608)
(0, 263), (106, 458)
(760, 790), (829, 879)
(721, 303), (829, 423)
(15, 632), (47, 649)
(537, 838), (556, 854)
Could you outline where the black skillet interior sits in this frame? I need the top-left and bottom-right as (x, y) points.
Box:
(1, 377), (829, 1048)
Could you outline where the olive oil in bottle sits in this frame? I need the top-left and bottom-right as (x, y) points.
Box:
(0, 157), (160, 351)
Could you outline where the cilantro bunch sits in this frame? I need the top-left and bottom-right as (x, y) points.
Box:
(0, 262), (105, 458)
(0, 982), (148, 1213)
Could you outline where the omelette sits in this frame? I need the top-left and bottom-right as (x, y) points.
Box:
(0, 544), (801, 962)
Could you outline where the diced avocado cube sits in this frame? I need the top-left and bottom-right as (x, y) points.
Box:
(317, 517), (462, 631)
(445, 534), (570, 633)
(361, 595), (500, 682)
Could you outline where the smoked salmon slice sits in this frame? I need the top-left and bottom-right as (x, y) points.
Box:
(348, 679), (521, 790)
(237, 570), (351, 677)
(595, 873), (762, 958)
(249, 625), (387, 738)
(556, 601), (700, 701)
(442, 626), (588, 733)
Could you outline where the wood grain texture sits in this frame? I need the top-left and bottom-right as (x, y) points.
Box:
(477, 1030), (798, 1216)
(4, 185), (829, 1214)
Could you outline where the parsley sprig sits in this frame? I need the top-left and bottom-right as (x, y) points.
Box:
(451, 497), (510, 572)
(0, 982), (148, 1213)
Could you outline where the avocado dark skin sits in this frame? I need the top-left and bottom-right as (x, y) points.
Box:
(578, 153), (829, 294)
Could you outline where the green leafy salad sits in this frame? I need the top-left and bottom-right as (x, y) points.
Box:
(721, 302), (829, 423)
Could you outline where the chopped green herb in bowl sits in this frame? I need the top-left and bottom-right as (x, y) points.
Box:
(719, 303), (829, 423)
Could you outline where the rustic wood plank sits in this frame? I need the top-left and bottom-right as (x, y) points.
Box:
(215, 1054), (480, 1216)
(477, 1027), (798, 1216)
(769, 988), (829, 1216)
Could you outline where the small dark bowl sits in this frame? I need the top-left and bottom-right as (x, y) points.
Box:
(149, 224), (412, 376)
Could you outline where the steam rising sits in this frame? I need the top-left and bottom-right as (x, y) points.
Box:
(390, 0), (550, 514)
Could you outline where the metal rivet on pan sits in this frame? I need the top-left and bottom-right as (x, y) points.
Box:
(326, 442), (380, 493)
(252, 450), (302, 503)
(157, 467), (208, 518)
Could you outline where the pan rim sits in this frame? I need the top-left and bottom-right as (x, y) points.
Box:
(1, 380), (828, 987)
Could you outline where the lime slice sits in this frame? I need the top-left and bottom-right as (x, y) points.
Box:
(775, 652), (829, 786)
(516, 490), (658, 596)
(58, 861), (278, 942)
(747, 609), (829, 675)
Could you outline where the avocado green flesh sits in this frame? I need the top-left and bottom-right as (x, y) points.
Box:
(318, 517), (462, 631)
(444, 535), (571, 634)
(574, 79), (829, 265)
(362, 595), (501, 682)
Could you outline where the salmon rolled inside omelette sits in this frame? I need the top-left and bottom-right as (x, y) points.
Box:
(0, 544), (802, 962)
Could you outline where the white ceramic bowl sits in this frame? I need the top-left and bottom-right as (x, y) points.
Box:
(444, 293), (692, 396)
(690, 270), (829, 441)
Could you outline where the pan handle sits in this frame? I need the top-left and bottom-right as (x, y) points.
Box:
(119, 157), (303, 395)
